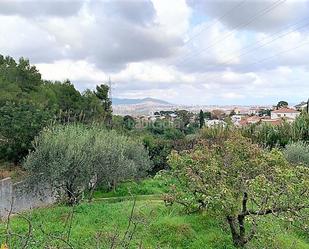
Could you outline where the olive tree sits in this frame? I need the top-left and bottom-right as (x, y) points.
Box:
(89, 130), (151, 198)
(166, 134), (309, 247)
(283, 141), (309, 166)
(23, 125), (151, 205)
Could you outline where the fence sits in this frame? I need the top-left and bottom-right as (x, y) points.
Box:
(0, 177), (55, 218)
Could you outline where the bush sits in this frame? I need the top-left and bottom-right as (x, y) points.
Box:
(23, 125), (152, 205)
(283, 141), (309, 166)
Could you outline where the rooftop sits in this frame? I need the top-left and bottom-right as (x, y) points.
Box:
(272, 108), (300, 114)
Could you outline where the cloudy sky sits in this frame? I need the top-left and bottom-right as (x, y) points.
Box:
(1, 0), (309, 105)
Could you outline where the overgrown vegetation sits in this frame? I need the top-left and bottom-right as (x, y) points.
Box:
(23, 125), (151, 205)
(1, 54), (309, 248)
(166, 133), (309, 247)
(242, 113), (309, 148)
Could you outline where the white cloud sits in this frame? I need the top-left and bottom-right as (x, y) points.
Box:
(1, 0), (309, 105)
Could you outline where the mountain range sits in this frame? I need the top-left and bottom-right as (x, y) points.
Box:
(112, 97), (171, 106)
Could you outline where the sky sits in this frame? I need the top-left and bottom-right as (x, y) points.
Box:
(1, 0), (309, 105)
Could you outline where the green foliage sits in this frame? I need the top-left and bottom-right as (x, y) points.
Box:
(199, 110), (205, 129)
(123, 115), (136, 130)
(2, 199), (308, 249)
(94, 84), (112, 126)
(175, 110), (194, 132)
(283, 141), (309, 166)
(167, 133), (309, 247)
(277, 100), (288, 109)
(198, 124), (232, 141)
(93, 177), (169, 198)
(23, 125), (151, 205)
(0, 102), (52, 163)
(242, 113), (309, 148)
(0, 55), (114, 163)
(143, 135), (172, 174)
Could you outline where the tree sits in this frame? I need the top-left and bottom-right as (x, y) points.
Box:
(175, 110), (193, 132)
(95, 84), (112, 126)
(211, 109), (225, 120)
(258, 108), (271, 117)
(229, 109), (236, 116)
(143, 135), (172, 174)
(166, 134), (309, 247)
(91, 129), (151, 194)
(23, 125), (151, 205)
(276, 100), (288, 109)
(0, 102), (51, 163)
(199, 110), (205, 129)
(123, 115), (136, 130)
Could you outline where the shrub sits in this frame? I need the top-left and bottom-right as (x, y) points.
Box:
(283, 141), (309, 166)
(23, 125), (151, 205)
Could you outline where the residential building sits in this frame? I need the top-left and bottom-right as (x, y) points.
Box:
(271, 108), (300, 120)
(206, 119), (227, 127)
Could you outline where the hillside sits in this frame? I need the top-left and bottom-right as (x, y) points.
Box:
(112, 97), (171, 106)
(112, 97), (173, 115)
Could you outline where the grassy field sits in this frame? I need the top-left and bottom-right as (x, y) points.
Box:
(1, 180), (309, 248)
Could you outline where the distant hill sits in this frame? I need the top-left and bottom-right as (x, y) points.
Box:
(112, 97), (171, 105)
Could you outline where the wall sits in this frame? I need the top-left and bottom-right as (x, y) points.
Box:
(0, 177), (55, 219)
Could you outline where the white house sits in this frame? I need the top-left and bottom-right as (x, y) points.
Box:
(271, 108), (300, 120)
(248, 108), (260, 116)
(206, 119), (227, 127)
(231, 115), (242, 123)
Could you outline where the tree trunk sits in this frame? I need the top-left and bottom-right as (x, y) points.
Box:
(227, 215), (247, 248)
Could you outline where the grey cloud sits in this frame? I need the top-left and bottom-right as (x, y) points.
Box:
(0, 0), (83, 17)
(98, 0), (156, 26)
(188, 0), (309, 32)
(0, 0), (182, 71)
(52, 1), (181, 71)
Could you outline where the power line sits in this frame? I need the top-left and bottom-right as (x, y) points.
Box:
(218, 17), (309, 66)
(248, 39), (309, 67)
(183, 0), (247, 45)
(196, 17), (309, 70)
(176, 0), (286, 67)
(192, 39), (309, 87)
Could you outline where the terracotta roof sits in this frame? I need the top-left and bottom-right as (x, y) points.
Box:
(261, 119), (283, 126)
(272, 108), (300, 114)
(247, 116), (261, 122)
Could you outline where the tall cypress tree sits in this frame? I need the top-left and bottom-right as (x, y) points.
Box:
(199, 109), (205, 129)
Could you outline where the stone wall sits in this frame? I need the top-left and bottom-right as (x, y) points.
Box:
(0, 177), (55, 219)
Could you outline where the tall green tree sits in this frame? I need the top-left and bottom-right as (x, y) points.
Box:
(199, 110), (205, 129)
(0, 102), (51, 163)
(95, 84), (113, 126)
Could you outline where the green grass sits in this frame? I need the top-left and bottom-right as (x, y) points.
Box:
(1, 178), (309, 248)
(1, 199), (309, 249)
(0, 200), (236, 249)
(92, 177), (169, 199)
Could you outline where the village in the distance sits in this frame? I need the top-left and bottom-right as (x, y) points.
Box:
(113, 97), (309, 128)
